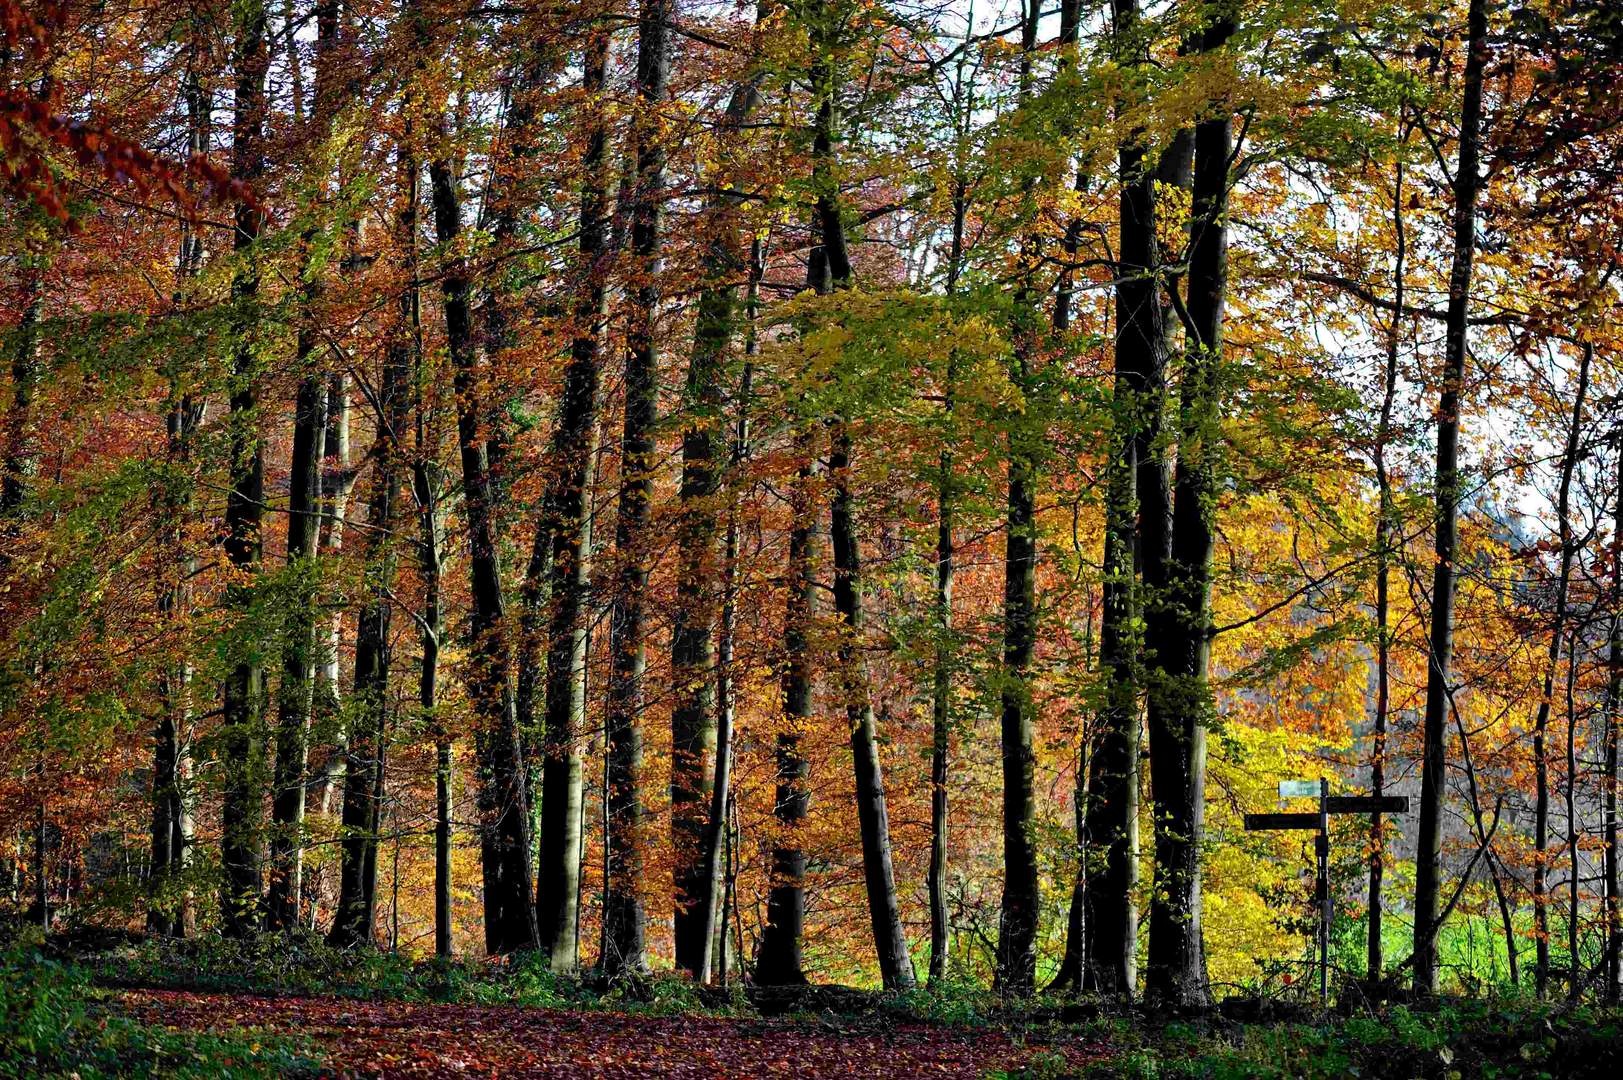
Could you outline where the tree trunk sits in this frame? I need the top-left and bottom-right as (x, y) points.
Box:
(755, 254), (819, 989)
(537, 26), (613, 972)
(1369, 110), (1409, 982)
(698, 277), (756, 983)
(996, 334), (1040, 995)
(219, 0), (270, 940)
(1143, 11), (1233, 1010)
(1530, 340), (1589, 995)
(428, 105), (537, 956)
(329, 144), (416, 949)
(602, 0), (671, 978)
(1413, 0), (1487, 993)
(1085, 0), (1177, 1000)
(267, 0), (344, 933)
(828, 422), (916, 991)
(927, 158), (965, 981)
(149, 47), (209, 939)
(1605, 434), (1623, 1002)
(671, 43), (765, 982)
(419, 455), (450, 957)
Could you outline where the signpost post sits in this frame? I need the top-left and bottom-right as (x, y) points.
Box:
(1245, 779), (1409, 1005)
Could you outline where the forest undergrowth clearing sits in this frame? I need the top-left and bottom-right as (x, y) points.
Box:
(111, 987), (1112, 1078)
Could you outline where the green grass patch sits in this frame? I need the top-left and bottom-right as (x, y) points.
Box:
(1, 933), (315, 1079)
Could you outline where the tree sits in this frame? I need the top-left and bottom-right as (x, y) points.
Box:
(218, 0), (270, 940)
(1413, 0), (1488, 994)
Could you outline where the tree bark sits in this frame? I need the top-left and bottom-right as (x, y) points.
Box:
(267, 0), (344, 933)
(671, 40), (766, 982)
(149, 44), (208, 939)
(219, 0), (270, 940)
(602, 0), (671, 978)
(428, 98), (537, 956)
(755, 244), (820, 987)
(329, 144), (416, 950)
(1605, 433), (1623, 1002)
(1413, 0), (1487, 994)
(537, 26), (612, 972)
(1530, 340), (1589, 995)
(1085, 0), (1174, 999)
(1368, 110), (1409, 982)
(928, 153), (969, 984)
(991, 0), (1045, 1000)
(1142, 10), (1233, 1010)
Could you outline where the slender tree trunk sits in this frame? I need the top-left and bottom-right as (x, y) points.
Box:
(698, 282), (756, 983)
(991, 0), (1045, 1000)
(1369, 112), (1409, 982)
(602, 0), (670, 978)
(1564, 623), (1580, 999)
(266, 360), (326, 930)
(537, 26), (612, 972)
(829, 423), (916, 991)
(1529, 341), (1589, 994)
(329, 145), (416, 949)
(428, 102), (537, 957)
(996, 340), (1040, 995)
(1413, 0), (1486, 994)
(799, 1), (914, 989)
(419, 456), (450, 957)
(267, 0), (344, 931)
(1085, 0), (1175, 1000)
(219, 0), (270, 939)
(927, 170), (964, 982)
(149, 49), (208, 939)
(671, 44), (766, 982)
(1605, 432), (1623, 1002)
(755, 248), (820, 988)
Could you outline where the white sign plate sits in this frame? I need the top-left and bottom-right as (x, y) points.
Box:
(1279, 780), (1320, 798)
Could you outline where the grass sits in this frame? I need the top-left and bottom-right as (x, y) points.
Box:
(24, 923), (1623, 1078)
(78, 927), (752, 1016)
(1, 931), (316, 1079)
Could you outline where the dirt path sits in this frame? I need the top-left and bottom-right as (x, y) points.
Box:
(115, 988), (1107, 1078)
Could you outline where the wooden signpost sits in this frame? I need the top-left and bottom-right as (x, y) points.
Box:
(1245, 779), (1410, 1004)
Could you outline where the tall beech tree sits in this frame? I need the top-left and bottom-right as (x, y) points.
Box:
(1413, 0), (1488, 994)
(427, 53), (538, 953)
(218, 0), (270, 939)
(671, 13), (767, 978)
(1528, 339), (1590, 996)
(148, 31), (209, 938)
(267, 0), (342, 933)
(1142, 5), (1235, 1008)
(994, 0), (1043, 998)
(602, 0), (671, 978)
(537, 23), (613, 972)
(1085, 0), (1166, 997)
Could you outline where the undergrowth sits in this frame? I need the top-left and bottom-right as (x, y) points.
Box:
(1, 932), (315, 1079)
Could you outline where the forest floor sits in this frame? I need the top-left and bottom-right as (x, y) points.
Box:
(11, 932), (1623, 1078)
(111, 987), (1110, 1078)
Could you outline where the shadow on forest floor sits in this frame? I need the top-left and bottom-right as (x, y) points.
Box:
(9, 927), (1623, 1078)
